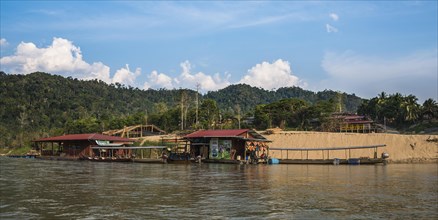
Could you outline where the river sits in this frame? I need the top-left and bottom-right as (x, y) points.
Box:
(0, 157), (437, 219)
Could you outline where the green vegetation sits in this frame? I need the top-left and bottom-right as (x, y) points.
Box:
(358, 92), (438, 130)
(254, 98), (337, 131)
(0, 146), (32, 155)
(1, 72), (436, 149)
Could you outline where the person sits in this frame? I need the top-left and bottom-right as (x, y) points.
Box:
(196, 154), (202, 164)
(260, 151), (266, 160)
(161, 151), (168, 163)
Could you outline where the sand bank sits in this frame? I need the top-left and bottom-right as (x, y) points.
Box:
(265, 131), (438, 163)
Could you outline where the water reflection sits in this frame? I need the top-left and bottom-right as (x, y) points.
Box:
(1, 157), (437, 219)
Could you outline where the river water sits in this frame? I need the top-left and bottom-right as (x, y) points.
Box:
(0, 157), (437, 219)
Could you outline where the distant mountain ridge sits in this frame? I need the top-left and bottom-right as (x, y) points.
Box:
(1, 71), (364, 116)
(205, 84), (363, 113)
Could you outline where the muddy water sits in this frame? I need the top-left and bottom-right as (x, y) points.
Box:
(1, 157), (437, 219)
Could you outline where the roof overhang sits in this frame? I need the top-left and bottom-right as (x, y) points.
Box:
(33, 133), (134, 143)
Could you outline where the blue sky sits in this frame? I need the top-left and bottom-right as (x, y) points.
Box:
(1, 1), (437, 102)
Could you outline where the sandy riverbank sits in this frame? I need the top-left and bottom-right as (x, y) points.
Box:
(264, 131), (438, 163)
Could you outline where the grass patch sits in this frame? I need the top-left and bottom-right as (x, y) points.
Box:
(0, 146), (32, 155)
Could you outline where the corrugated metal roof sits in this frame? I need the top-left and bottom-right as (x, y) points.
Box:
(33, 133), (134, 142)
(184, 129), (250, 138)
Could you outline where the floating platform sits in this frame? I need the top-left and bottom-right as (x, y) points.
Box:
(7, 155), (37, 159)
(202, 159), (241, 164)
(80, 157), (132, 162)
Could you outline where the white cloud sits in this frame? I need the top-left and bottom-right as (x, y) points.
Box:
(239, 59), (302, 90)
(0, 38), (8, 46)
(320, 50), (437, 101)
(112, 64), (141, 87)
(143, 70), (173, 90)
(178, 60), (231, 91)
(329, 13), (339, 21)
(326, 24), (338, 33)
(0, 37), (112, 83)
(143, 60), (231, 92)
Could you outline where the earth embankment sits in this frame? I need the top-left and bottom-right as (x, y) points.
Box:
(265, 131), (438, 163)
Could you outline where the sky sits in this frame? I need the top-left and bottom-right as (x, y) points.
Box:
(1, 1), (437, 102)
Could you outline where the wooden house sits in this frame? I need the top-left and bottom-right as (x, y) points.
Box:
(33, 133), (134, 159)
(183, 129), (270, 163)
(332, 113), (375, 133)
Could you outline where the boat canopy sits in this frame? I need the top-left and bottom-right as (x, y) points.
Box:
(95, 140), (124, 147)
(269, 144), (386, 151)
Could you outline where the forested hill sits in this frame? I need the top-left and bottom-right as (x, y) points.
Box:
(0, 71), (363, 146)
(205, 84), (363, 113)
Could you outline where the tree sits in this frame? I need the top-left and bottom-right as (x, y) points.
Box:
(421, 98), (438, 120)
(234, 104), (242, 129)
(199, 99), (219, 129)
(402, 95), (420, 122)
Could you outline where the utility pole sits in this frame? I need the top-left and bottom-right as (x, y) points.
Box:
(180, 90), (184, 130)
(195, 83), (200, 129)
(337, 92), (342, 113)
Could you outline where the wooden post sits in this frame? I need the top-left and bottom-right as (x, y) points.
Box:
(244, 142), (247, 161)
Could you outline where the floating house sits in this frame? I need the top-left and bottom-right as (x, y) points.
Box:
(183, 129), (270, 163)
(33, 133), (134, 160)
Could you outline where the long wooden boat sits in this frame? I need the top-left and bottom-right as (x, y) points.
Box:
(132, 158), (165, 163)
(270, 145), (389, 165)
(278, 158), (386, 165)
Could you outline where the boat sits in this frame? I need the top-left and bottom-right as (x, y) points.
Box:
(269, 145), (389, 165)
(166, 152), (193, 164)
(89, 145), (168, 163)
(132, 158), (165, 163)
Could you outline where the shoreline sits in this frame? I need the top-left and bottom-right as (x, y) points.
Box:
(2, 132), (437, 164)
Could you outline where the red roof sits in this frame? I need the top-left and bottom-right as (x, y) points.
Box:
(34, 133), (134, 142)
(184, 129), (250, 138)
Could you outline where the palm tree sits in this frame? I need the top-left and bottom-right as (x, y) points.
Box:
(378, 92), (387, 103)
(421, 98), (438, 120)
(402, 95), (420, 122)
